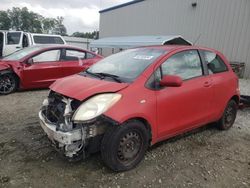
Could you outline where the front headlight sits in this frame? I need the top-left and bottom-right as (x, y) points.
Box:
(72, 93), (122, 122)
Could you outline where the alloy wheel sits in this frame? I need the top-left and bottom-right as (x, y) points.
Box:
(0, 74), (16, 94)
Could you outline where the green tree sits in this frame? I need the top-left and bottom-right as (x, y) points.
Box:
(53, 16), (67, 36)
(20, 7), (43, 33)
(7, 7), (22, 30)
(0, 11), (11, 30)
(72, 31), (99, 39)
(71, 32), (85, 38)
(20, 7), (31, 31)
(0, 7), (67, 35)
(42, 18), (57, 34)
(7, 7), (43, 33)
(29, 12), (43, 33)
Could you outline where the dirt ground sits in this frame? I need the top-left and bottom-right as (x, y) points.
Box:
(0, 80), (249, 188)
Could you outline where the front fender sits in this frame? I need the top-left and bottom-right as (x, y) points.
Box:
(0, 63), (12, 74)
(0, 62), (24, 89)
(0, 62), (22, 77)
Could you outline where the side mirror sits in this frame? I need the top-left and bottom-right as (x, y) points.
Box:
(160, 75), (183, 87)
(27, 58), (34, 65)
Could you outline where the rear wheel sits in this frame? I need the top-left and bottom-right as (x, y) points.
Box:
(0, 73), (18, 95)
(217, 100), (237, 130)
(101, 120), (149, 172)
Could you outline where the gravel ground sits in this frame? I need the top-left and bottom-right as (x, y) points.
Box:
(0, 80), (250, 188)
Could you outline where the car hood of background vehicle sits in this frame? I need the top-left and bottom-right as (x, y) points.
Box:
(0, 61), (12, 71)
(50, 74), (129, 101)
(0, 60), (20, 71)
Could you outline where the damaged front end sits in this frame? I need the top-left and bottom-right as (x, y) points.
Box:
(39, 91), (117, 160)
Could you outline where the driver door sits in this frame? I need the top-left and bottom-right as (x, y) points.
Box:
(156, 50), (214, 139)
(22, 49), (63, 88)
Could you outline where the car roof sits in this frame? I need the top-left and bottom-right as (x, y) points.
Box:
(137, 45), (217, 53)
(11, 45), (100, 62)
(29, 44), (84, 50)
(23, 45), (98, 55)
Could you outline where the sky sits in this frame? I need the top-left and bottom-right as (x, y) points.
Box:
(0, 0), (131, 34)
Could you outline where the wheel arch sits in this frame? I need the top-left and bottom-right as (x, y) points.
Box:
(230, 95), (240, 105)
(123, 117), (153, 145)
(0, 69), (20, 88)
(0, 68), (13, 75)
(217, 95), (240, 121)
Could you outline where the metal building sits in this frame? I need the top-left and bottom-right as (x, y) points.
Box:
(99, 0), (250, 78)
(63, 36), (92, 50)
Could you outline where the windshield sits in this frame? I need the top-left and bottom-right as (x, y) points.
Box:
(86, 48), (166, 82)
(3, 46), (44, 60)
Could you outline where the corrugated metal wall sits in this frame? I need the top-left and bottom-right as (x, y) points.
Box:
(99, 0), (250, 78)
(63, 36), (92, 49)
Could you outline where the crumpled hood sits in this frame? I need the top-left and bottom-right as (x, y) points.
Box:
(0, 61), (12, 71)
(0, 60), (21, 71)
(50, 74), (129, 101)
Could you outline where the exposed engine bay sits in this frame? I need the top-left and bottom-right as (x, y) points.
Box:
(39, 91), (116, 159)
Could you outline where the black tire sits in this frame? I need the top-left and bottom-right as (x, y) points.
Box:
(217, 100), (237, 130)
(101, 120), (149, 172)
(0, 73), (18, 95)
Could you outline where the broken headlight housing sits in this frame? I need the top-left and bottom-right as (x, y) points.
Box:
(72, 93), (121, 122)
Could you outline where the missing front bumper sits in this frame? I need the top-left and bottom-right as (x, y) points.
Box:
(39, 108), (118, 159)
(39, 111), (82, 145)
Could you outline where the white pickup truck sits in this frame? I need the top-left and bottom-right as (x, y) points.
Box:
(0, 31), (66, 57)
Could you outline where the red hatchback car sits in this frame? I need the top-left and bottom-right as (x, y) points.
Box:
(39, 45), (239, 171)
(0, 45), (102, 94)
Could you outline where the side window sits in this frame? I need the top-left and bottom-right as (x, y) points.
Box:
(7, 32), (21, 45)
(33, 36), (64, 44)
(161, 50), (203, 80)
(86, 52), (95, 59)
(146, 68), (162, 89)
(203, 51), (228, 74)
(64, 50), (86, 61)
(33, 50), (61, 63)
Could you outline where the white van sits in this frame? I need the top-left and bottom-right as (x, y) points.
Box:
(0, 31), (66, 57)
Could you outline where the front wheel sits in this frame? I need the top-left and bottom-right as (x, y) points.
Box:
(0, 73), (18, 95)
(217, 100), (238, 130)
(101, 120), (149, 172)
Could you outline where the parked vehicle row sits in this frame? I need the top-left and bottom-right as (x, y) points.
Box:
(0, 45), (102, 94)
(38, 45), (239, 171)
(0, 30), (66, 57)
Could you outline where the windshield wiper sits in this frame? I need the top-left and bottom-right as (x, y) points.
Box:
(95, 72), (122, 83)
(85, 70), (122, 83)
(85, 70), (103, 79)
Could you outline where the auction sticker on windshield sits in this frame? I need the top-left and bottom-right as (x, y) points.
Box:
(133, 55), (154, 60)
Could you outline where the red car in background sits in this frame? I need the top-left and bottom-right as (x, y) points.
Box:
(0, 45), (103, 94)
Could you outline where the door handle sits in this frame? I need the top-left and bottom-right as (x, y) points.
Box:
(204, 81), (212, 87)
(16, 46), (21, 49)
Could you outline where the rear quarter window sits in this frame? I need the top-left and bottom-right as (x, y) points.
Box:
(33, 36), (65, 44)
(65, 49), (86, 60)
(202, 51), (228, 74)
(86, 53), (95, 59)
